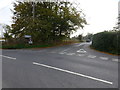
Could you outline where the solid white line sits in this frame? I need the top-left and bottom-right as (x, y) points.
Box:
(0, 55), (16, 60)
(33, 62), (113, 85)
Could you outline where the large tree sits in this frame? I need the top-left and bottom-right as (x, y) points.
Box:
(11, 1), (87, 44)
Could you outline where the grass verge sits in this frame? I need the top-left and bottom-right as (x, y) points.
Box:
(1, 41), (79, 49)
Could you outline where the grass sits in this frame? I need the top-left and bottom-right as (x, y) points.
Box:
(1, 44), (53, 49)
(1, 40), (79, 49)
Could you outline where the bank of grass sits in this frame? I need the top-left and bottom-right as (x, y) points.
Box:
(1, 44), (52, 49)
(1, 40), (79, 49)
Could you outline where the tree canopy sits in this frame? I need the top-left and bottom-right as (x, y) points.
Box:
(11, 1), (87, 44)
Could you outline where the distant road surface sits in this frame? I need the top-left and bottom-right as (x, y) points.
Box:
(1, 42), (119, 88)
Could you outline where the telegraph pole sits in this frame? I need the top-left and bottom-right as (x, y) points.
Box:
(32, 1), (35, 20)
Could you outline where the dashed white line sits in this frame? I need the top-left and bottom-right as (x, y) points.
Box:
(88, 55), (96, 58)
(112, 59), (119, 62)
(99, 57), (108, 60)
(33, 62), (113, 85)
(59, 52), (65, 54)
(66, 53), (75, 56)
(75, 43), (85, 47)
(76, 54), (85, 56)
(59, 52), (67, 54)
(61, 48), (70, 52)
(0, 55), (16, 60)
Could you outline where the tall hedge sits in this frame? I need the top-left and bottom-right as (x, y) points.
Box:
(91, 31), (120, 55)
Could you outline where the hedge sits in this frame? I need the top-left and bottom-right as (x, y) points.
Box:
(91, 31), (120, 55)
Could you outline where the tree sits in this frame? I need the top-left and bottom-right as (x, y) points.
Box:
(11, 1), (87, 44)
(3, 25), (12, 42)
(77, 34), (82, 41)
(85, 33), (93, 41)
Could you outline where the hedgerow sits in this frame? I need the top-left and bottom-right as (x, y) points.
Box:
(91, 31), (120, 55)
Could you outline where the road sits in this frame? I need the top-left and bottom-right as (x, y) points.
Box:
(1, 42), (119, 88)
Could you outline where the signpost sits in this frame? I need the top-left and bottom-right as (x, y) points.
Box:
(24, 35), (31, 38)
(24, 35), (33, 44)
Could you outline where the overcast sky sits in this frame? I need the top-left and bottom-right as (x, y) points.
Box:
(0, 0), (119, 36)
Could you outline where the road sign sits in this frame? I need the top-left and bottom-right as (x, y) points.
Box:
(24, 35), (31, 38)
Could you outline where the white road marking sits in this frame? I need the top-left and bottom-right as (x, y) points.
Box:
(77, 49), (87, 53)
(76, 54), (85, 56)
(66, 53), (75, 55)
(59, 52), (67, 54)
(0, 55), (16, 60)
(88, 55), (96, 58)
(75, 43), (85, 47)
(61, 48), (70, 52)
(112, 59), (119, 62)
(99, 57), (108, 60)
(33, 62), (113, 85)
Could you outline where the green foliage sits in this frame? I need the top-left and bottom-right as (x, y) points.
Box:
(86, 33), (93, 40)
(1, 40), (77, 49)
(91, 31), (120, 55)
(77, 34), (82, 41)
(11, 1), (87, 44)
(3, 25), (12, 41)
(2, 44), (52, 49)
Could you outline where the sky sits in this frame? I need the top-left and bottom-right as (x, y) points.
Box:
(0, 0), (119, 37)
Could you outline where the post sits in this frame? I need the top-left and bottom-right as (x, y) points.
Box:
(32, 1), (35, 20)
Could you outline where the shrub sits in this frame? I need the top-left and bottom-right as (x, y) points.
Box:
(91, 31), (120, 55)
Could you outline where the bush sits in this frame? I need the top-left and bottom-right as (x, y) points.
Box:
(91, 31), (120, 55)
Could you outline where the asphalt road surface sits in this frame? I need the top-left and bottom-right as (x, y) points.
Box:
(1, 42), (119, 88)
